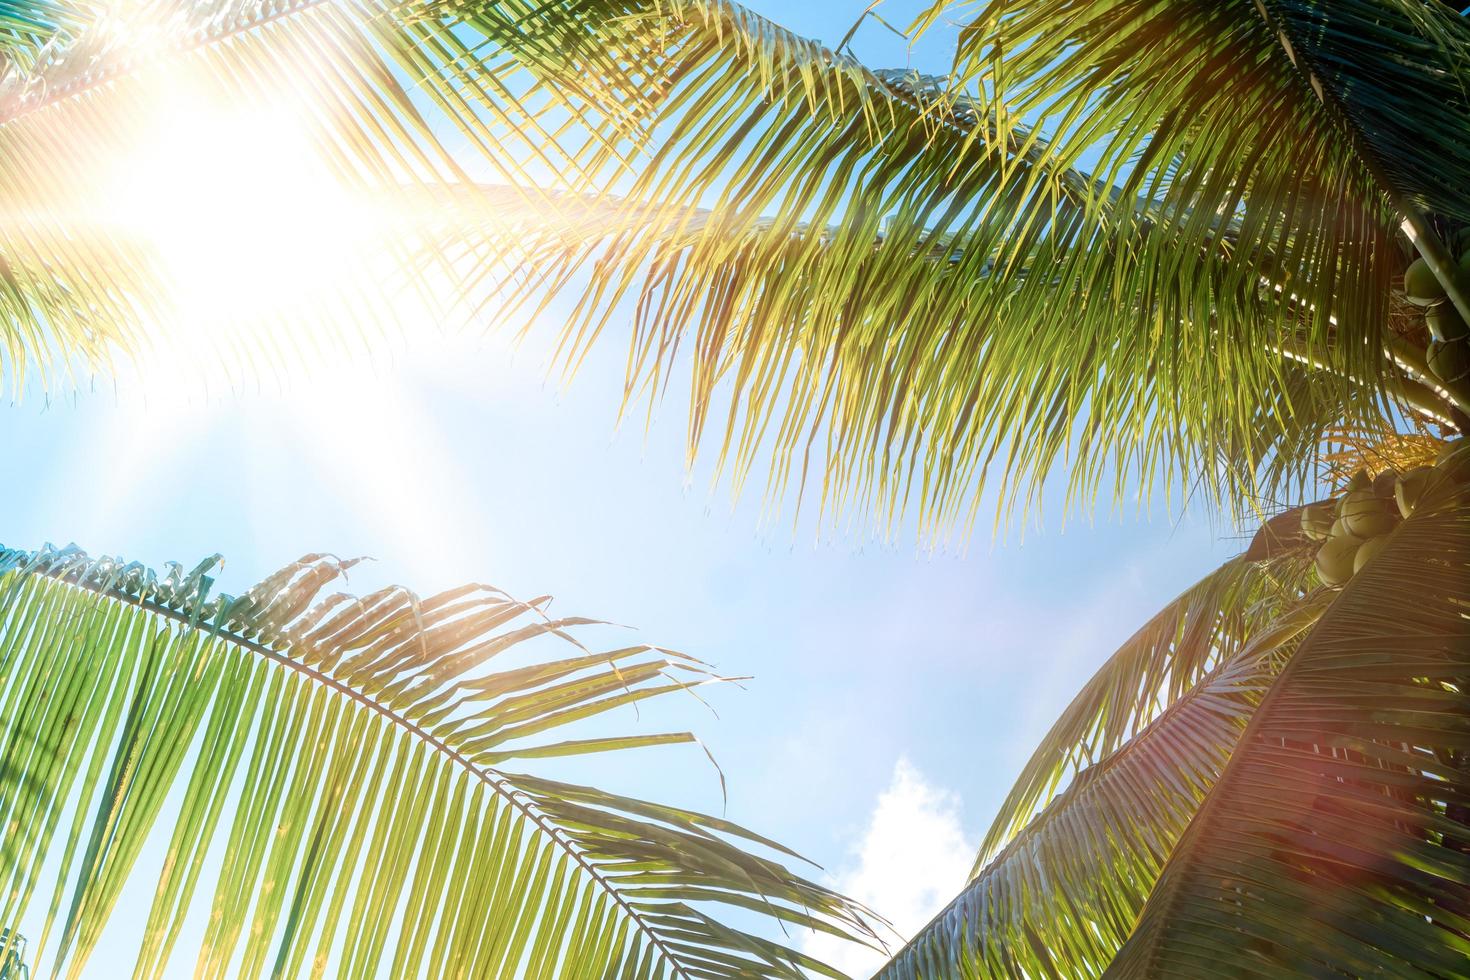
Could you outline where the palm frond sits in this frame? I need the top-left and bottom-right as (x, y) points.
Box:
(1104, 481), (1470, 976)
(1257, 0), (1470, 226)
(0, 543), (880, 978)
(0, 0), (1428, 531)
(918, 0), (1470, 366)
(920, 0), (1448, 267)
(878, 594), (1327, 980)
(454, 0), (1404, 529)
(975, 551), (1313, 870)
(0, 0), (80, 68)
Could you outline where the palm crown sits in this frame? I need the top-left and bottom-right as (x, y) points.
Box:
(0, 0), (1468, 977)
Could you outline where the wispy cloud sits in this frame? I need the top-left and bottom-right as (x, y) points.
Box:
(804, 757), (974, 978)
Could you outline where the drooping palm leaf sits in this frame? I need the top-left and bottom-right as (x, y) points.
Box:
(1253, 0), (1470, 225)
(430, 0), (1408, 527)
(0, 0), (1440, 530)
(1103, 481), (1470, 976)
(0, 543), (880, 978)
(878, 594), (1327, 979)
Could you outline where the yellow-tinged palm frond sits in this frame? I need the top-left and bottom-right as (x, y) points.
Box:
(919, 0), (1470, 236)
(878, 594), (1328, 980)
(1101, 479), (1470, 976)
(0, 543), (881, 978)
(426, 0), (1419, 529)
(1, 0), (1450, 531)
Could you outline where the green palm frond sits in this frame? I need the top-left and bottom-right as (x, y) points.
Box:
(919, 0), (1470, 348)
(921, 0), (1466, 227)
(975, 551), (1312, 870)
(1101, 480), (1470, 976)
(1256, 0), (1470, 225)
(878, 594), (1327, 980)
(0, 543), (880, 978)
(877, 471), (1470, 978)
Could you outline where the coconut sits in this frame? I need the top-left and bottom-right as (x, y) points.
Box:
(1353, 534), (1391, 574)
(1328, 516), (1363, 543)
(1394, 466), (1438, 518)
(1371, 469), (1397, 498)
(1427, 338), (1470, 384)
(1331, 471), (1372, 516)
(1315, 536), (1360, 587)
(1339, 490), (1398, 538)
(1428, 303), (1470, 343)
(1337, 489), (1378, 516)
(1435, 439), (1470, 484)
(1299, 502), (1334, 541)
(1405, 257), (1446, 306)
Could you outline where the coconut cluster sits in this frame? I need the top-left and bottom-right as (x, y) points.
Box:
(1301, 440), (1468, 587)
(1405, 255), (1470, 384)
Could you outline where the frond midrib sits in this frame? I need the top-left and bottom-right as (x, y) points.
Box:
(973, 556), (1263, 866)
(1106, 490), (1470, 977)
(1249, 0), (1429, 213)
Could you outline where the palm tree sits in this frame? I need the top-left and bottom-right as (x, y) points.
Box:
(2, 0), (1470, 977)
(431, 3), (1470, 974)
(882, 468), (1470, 977)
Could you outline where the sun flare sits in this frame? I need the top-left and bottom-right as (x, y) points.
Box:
(104, 87), (373, 372)
(107, 94), (366, 322)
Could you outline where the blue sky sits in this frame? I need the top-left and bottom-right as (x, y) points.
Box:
(1, 1), (1248, 974)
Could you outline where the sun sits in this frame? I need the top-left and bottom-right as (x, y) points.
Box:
(78, 75), (494, 570)
(110, 88), (365, 300)
(100, 79), (383, 385)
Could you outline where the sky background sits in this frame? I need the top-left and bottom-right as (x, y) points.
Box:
(1, 2), (1247, 975)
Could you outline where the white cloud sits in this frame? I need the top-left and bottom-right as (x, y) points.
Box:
(803, 758), (975, 978)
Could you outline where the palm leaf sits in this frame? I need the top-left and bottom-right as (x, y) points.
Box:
(0, 0), (1436, 530)
(1254, 0), (1470, 225)
(0, 0), (78, 67)
(918, 0), (1470, 360)
(0, 543), (880, 978)
(1104, 481), (1470, 976)
(878, 594), (1327, 979)
(445, 0), (1403, 527)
